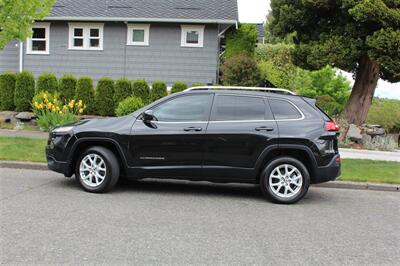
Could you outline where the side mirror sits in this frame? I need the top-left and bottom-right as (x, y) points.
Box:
(143, 110), (155, 122)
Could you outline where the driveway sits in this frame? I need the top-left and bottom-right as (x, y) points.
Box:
(1, 168), (399, 265)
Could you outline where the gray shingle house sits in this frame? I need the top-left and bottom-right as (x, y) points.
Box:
(0, 0), (238, 85)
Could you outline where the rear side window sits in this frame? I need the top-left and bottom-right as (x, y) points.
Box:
(211, 95), (269, 121)
(269, 99), (302, 120)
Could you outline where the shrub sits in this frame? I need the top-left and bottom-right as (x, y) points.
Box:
(76, 76), (95, 114)
(191, 82), (203, 87)
(32, 91), (85, 131)
(221, 53), (261, 86)
(133, 79), (150, 103)
(367, 98), (400, 133)
(36, 72), (58, 93)
(316, 95), (342, 116)
(225, 24), (258, 58)
(114, 78), (133, 106)
(171, 81), (187, 94)
(59, 74), (77, 103)
(150, 81), (168, 102)
(95, 77), (115, 116)
(115, 96), (144, 116)
(0, 72), (16, 110)
(14, 71), (35, 111)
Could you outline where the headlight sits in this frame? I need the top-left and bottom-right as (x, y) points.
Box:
(52, 126), (74, 133)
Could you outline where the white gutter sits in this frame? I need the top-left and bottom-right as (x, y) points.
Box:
(43, 16), (238, 24)
(18, 41), (23, 73)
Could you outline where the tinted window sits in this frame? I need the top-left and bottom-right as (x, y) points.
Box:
(153, 94), (212, 122)
(269, 99), (302, 120)
(211, 95), (267, 121)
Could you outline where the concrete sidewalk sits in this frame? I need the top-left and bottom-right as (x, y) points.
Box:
(339, 148), (400, 162)
(0, 129), (48, 139)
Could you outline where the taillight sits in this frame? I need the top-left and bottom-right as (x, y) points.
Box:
(325, 121), (339, 132)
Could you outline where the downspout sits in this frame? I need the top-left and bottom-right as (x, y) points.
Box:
(19, 41), (23, 72)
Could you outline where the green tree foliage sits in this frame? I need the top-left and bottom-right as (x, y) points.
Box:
(150, 81), (168, 102)
(76, 76), (95, 114)
(0, 0), (55, 49)
(367, 99), (400, 133)
(191, 82), (203, 87)
(221, 53), (261, 86)
(36, 72), (58, 94)
(59, 74), (77, 103)
(132, 79), (150, 103)
(115, 96), (144, 117)
(114, 78), (133, 106)
(171, 81), (187, 94)
(225, 24), (258, 58)
(256, 43), (297, 88)
(14, 71), (35, 111)
(268, 0), (400, 125)
(0, 72), (16, 110)
(95, 77), (115, 116)
(293, 66), (351, 113)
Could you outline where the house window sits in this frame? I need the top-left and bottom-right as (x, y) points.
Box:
(68, 23), (104, 50)
(181, 25), (204, 48)
(127, 24), (150, 46)
(26, 23), (50, 54)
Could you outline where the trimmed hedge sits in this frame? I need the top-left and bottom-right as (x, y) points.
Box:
(76, 76), (95, 114)
(151, 80), (167, 102)
(14, 71), (35, 111)
(0, 72), (16, 110)
(59, 74), (77, 102)
(171, 81), (187, 94)
(114, 78), (133, 106)
(36, 72), (58, 93)
(95, 77), (115, 116)
(133, 79), (150, 103)
(115, 96), (145, 116)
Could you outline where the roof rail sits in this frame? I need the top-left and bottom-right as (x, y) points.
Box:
(184, 86), (296, 95)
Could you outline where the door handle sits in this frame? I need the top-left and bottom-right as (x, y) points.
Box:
(184, 127), (203, 132)
(255, 126), (274, 132)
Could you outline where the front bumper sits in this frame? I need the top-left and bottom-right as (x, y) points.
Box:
(312, 154), (341, 184)
(47, 155), (70, 176)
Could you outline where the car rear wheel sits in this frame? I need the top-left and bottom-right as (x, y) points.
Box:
(75, 146), (120, 193)
(260, 157), (310, 204)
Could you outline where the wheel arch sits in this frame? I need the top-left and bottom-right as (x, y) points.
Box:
(255, 145), (318, 183)
(66, 138), (128, 177)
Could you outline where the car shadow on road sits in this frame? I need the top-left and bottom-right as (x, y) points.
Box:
(57, 176), (330, 204)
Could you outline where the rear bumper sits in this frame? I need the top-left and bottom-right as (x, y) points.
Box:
(312, 154), (341, 184)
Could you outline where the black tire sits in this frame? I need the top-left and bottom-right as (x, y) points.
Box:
(75, 146), (120, 193)
(260, 157), (310, 204)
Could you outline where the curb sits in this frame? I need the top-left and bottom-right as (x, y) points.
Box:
(0, 161), (399, 192)
(315, 181), (399, 192)
(0, 160), (48, 171)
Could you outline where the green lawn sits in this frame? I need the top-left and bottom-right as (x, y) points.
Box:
(0, 137), (47, 162)
(0, 136), (399, 184)
(339, 159), (400, 184)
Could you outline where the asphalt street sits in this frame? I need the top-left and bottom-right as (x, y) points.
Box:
(1, 168), (399, 265)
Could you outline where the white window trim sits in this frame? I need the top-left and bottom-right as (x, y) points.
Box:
(127, 24), (150, 46)
(26, 22), (50, 55)
(68, 23), (104, 50)
(180, 25), (204, 48)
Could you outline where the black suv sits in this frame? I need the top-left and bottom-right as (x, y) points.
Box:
(46, 87), (340, 204)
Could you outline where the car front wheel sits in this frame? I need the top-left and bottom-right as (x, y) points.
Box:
(260, 157), (310, 204)
(75, 146), (120, 193)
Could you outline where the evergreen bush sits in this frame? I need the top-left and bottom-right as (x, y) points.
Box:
(132, 79), (150, 103)
(150, 80), (167, 102)
(59, 74), (77, 103)
(114, 78), (133, 106)
(0, 72), (16, 110)
(76, 76), (95, 114)
(14, 71), (35, 111)
(171, 81), (187, 94)
(95, 77), (115, 116)
(36, 72), (58, 93)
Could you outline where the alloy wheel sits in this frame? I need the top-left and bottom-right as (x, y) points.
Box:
(269, 164), (303, 198)
(79, 154), (107, 187)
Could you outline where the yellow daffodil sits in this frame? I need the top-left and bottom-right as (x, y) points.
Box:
(79, 108), (84, 114)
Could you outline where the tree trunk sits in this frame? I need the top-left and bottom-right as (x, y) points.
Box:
(343, 56), (380, 126)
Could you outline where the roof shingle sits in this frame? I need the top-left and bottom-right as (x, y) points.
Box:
(48, 0), (238, 23)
